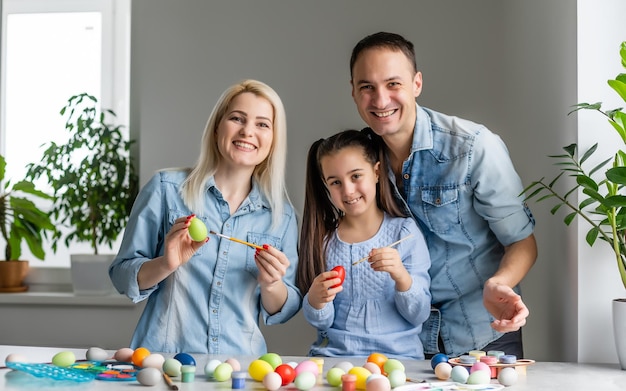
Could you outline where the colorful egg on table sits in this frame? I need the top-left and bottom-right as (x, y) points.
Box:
(163, 358), (182, 377)
(249, 359), (274, 381)
(5, 353), (28, 363)
(467, 369), (490, 385)
(275, 363), (297, 386)
(497, 367), (518, 386)
(333, 361), (354, 373)
(263, 371), (283, 391)
(362, 362), (381, 374)
(294, 371), (316, 390)
(141, 353), (165, 369)
(213, 362), (233, 382)
(225, 358), (241, 371)
(326, 367), (345, 387)
(450, 365), (469, 383)
(382, 358), (404, 375)
(348, 366), (372, 390)
(430, 353), (449, 370)
(386, 368), (406, 387)
(173, 352), (196, 366)
(434, 362), (452, 380)
(114, 347), (134, 362)
(131, 347), (150, 367)
(366, 352), (388, 373)
(51, 351), (76, 367)
(137, 367), (161, 386)
(86, 347), (109, 362)
(295, 360), (319, 376)
(365, 374), (391, 391)
(204, 359), (221, 377)
(470, 361), (491, 374)
(259, 352), (282, 369)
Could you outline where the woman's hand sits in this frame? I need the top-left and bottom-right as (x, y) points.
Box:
(306, 270), (343, 310)
(255, 245), (290, 314)
(368, 247), (412, 292)
(163, 214), (208, 271)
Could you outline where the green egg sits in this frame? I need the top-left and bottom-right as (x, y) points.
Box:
(382, 358), (405, 374)
(326, 367), (345, 387)
(259, 352), (282, 369)
(163, 358), (182, 377)
(188, 217), (207, 241)
(52, 351), (76, 367)
(213, 362), (233, 382)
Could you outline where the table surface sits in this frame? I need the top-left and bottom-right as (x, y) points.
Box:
(1, 345), (626, 390)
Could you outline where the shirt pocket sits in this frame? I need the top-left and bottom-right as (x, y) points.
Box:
(244, 232), (282, 275)
(421, 187), (459, 234)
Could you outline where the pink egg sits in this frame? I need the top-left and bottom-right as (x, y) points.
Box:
(294, 360), (319, 376)
(470, 361), (491, 374)
(114, 348), (134, 362)
(225, 358), (241, 371)
(362, 362), (381, 374)
(365, 375), (391, 391)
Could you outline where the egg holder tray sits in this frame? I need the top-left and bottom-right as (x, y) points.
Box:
(448, 357), (535, 378)
(5, 360), (140, 382)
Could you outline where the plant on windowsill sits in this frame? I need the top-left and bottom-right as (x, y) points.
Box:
(0, 154), (56, 292)
(521, 41), (626, 369)
(25, 93), (138, 295)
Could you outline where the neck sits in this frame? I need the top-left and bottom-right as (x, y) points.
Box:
(339, 208), (384, 243)
(214, 166), (254, 210)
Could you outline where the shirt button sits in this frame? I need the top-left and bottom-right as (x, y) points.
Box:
(435, 198), (441, 205)
(212, 309), (217, 313)
(403, 173), (409, 179)
(212, 337), (218, 342)
(225, 223), (230, 228)
(223, 251), (227, 255)
(216, 281), (221, 286)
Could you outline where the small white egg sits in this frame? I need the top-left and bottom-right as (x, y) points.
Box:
(332, 361), (354, 372)
(362, 362), (381, 374)
(86, 347), (109, 362)
(434, 362), (452, 380)
(204, 359), (222, 377)
(163, 358), (183, 377)
(142, 353), (165, 369)
(263, 371), (283, 391)
(387, 368), (406, 388)
(114, 347), (134, 362)
(5, 353), (28, 363)
(137, 367), (162, 386)
(497, 367), (518, 386)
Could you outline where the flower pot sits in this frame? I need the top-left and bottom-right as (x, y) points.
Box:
(70, 254), (115, 295)
(613, 298), (626, 370)
(0, 260), (29, 292)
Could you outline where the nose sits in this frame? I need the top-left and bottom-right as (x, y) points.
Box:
(342, 181), (356, 197)
(239, 121), (254, 137)
(371, 88), (390, 109)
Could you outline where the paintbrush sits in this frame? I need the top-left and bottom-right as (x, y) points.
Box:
(351, 234), (414, 265)
(209, 230), (264, 250)
(163, 373), (179, 390)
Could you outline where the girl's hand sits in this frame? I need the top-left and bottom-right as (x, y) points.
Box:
(368, 247), (412, 292)
(255, 244), (289, 289)
(163, 214), (208, 271)
(307, 270), (343, 310)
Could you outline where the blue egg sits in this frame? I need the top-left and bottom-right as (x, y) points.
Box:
(173, 353), (196, 366)
(430, 353), (449, 370)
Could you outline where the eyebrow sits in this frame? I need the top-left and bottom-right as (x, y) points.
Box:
(229, 109), (273, 124)
(355, 76), (401, 85)
(324, 168), (365, 182)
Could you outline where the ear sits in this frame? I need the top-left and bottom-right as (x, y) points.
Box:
(374, 161), (381, 182)
(413, 71), (423, 98)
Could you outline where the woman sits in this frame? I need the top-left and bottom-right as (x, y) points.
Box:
(109, 79), (301, 355)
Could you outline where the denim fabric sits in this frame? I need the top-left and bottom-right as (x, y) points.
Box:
(379, 104), (535, 357)
(302, 214), (431, 359)
(109, 170), (302, 355)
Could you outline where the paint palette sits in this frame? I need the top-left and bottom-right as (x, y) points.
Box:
(70, 361), (140, 381)
(5, 362), (96, 382)
(448, 357), (535, 377)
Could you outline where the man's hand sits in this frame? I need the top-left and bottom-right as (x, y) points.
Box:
(483, 279), (528, 332)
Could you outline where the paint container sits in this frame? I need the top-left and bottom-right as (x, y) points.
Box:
(181, 365), (196, 383)
(231, 371), (246, 389)
(480, 355), (498, 378)
(310, 358), (324, 384)
(341, 373), (357, 391)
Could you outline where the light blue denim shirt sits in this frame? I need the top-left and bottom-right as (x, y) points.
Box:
(302, 214), (431, 360)
(109, 170), (302, 355)
(380, 104), (535, 357)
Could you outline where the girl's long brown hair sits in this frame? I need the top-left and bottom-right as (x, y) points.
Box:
(296, 129), (407, 293)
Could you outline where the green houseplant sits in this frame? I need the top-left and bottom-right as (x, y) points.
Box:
(25, 93), (138, 294)
(522, 41), (626, 369)
(0, 154), (56, 290)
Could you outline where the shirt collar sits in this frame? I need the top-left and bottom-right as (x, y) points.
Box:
(206, 175), (269, 212)
(411, 103), (434, 152)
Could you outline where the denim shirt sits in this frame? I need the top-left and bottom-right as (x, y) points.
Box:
(302, 214), (431, 360)
(109, 170), (302, 355)
(375, 104), (535, 357)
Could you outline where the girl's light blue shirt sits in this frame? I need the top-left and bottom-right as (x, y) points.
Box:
(302, 214), (431, 360)
(109, 170), (302, 355)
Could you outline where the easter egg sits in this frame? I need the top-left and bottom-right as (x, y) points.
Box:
(259, 352), (282, 369)
(295, 360), (319, 376)
(213, 362), (233, 382)
(382, 358), (404, 375)
(163, 358), (182, 377)
(329, 265), (346, 288)
(204, 359), (221, 377)
(137, 367), (161, 386)
(225, 358), (241, 371)
(497, 367), (518, 386)
(249, 359), (274, 381)
(263, 371), (283, 391)
(362, 362), (381, 375)
(470, 361), (491, 374)
(365, 375), (391, 391)
(114, 347), (134, 362)
(387, 368), (406, 388)
(52, 351), (76, 367)
(333, 361), (354, 372)
(467, 369), (490, 385)
(86, 347), (109, 362)
(348, 366), (372, 390)
(450, 365), (469, 383)
(173, 352), (196, 366)
(434, 362), (452, 380)
(275, 363), (297, 386)
(131, 347), (151, 367)
(294, 372), (316, 391)
(430, 352), (449, 370)
(366, 352), (388, 372)
(142, 353), (165, 369)
(326, 367), (345, 387)
(5, 353), (28, 363)
(188, 216), (207, 241)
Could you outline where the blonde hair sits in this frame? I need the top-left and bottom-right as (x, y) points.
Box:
(181, 79), (289, 227)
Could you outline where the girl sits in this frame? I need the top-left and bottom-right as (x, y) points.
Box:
(296, 129), (431, 360)
(109, 80), (301, 355)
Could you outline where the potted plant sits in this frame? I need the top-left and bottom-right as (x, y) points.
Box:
(522, 41), (626, 368)
(26, 93), (138, 295)
(0, 154), (56, 292)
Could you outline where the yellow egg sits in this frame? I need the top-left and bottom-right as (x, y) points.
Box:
(248, 359), (274, 381)
(348, 366), (372, 390)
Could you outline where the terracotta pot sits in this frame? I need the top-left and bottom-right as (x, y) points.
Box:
(0, 260), (29, 292)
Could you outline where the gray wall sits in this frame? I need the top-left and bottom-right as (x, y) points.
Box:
(130, 0), (578, 361)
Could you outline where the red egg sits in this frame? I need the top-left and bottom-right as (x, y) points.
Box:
(275, 363), (296, 386)
(329, 266), (345, 288)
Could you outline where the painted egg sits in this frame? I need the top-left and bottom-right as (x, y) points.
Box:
(114, 347), (134, 362)
(52, 351), (76, 367)
(430, 353), (449, 370)
(131, 347), (151, 367)
(295, 360), (319, 376)
(225, 358), (241, 371)
(275, 363), (297, 386)
(188, 217), (207, 241)
(249, 359), (274, 381)
(163, 358), (182, 377)
(329, 265), (346, 288)
(387, 368), (406, 388)
(450, 365), (469, 383)
(382, 358), (404, 375)
(204, 359), (221, 377)
(259, 352), (282, 369)
(348, 366), (372, 390)
(137, 367), (161, 386)
(173, 352), (196, 366)
(294, 372), (316, 390)
(497, 367), (518, 386)
(333, 361), (354, 372)
(362, 362), (381, 374)
(467, 369), (490, 385)
(434, 362), (452, 380)
(214, 362), (233, 382)
(326, 367), (345, 387)
(365, 375), (391, 391)
(86, 347), (109, 362)
(286, 361), (298, 368)
(5, 353), (28, 363)
(142, 353), (165, 369)
(366, 352), (388, 373)
(263, 371), (283, 391)
(470, 361), (491, 374)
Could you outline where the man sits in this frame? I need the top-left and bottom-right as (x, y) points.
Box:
(350, 32), (537, 358)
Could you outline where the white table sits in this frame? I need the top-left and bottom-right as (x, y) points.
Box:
(1, 345), (625, 390)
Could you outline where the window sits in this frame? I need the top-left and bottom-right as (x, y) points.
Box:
(0, 0), (130, 268)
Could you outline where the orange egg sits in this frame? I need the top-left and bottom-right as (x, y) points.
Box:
(367, 352), (388, 373)
(132, 347), (151, 367)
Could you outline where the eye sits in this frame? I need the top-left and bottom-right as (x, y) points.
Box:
(328, 179), (340, 186)
(359, 85), (373, 91)
(388, 81), (401, 88)
(230, 115), (245, 123)
(352, 173), (363, 181)
(257, 122), (271, 128)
